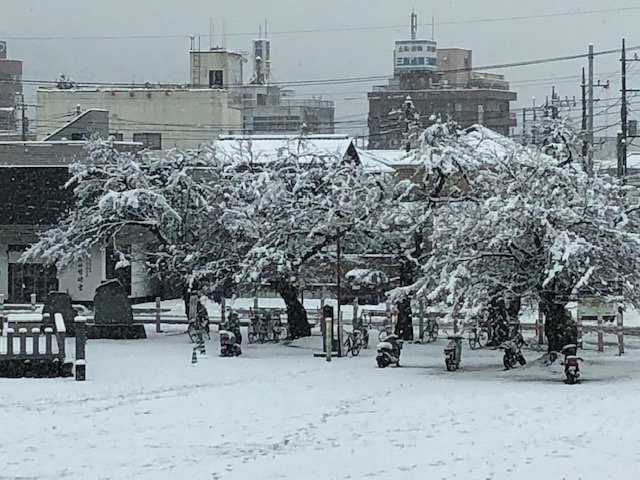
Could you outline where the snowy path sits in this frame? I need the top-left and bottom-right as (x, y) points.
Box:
(1, 327), (640, 479)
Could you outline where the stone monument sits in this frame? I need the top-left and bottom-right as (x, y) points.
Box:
(88, 279), (146, 339)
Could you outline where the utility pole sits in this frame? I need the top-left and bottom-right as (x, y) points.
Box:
(588, 44), (595, 172)
(620, 38), (627, 178)
(582, 67), (588, 159)
(21, 98), (27, 141)
(619, 38), (640, 179)
(16, 94), (30, 141)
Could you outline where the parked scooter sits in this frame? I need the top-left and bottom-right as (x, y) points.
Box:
(560, 344), (583, 384)
(500, 332), (526, 370)
(219, 330), (242, 357)
(376, 333), (403, 368)
(444, 335), (463, 371)
(222, 310), (243, 346)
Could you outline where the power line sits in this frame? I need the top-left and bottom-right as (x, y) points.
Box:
(5, 44), (639, 91)
(5, 6), (640, 42)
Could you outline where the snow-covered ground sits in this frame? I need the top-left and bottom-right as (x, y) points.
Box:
(1, 325), (640, 479)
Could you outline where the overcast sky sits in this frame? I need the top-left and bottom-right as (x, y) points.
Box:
(2, 0), (639, 136)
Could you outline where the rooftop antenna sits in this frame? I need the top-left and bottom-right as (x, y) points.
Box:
(259, 24), (262, 38)
(410, 9), (418, 40)
(222, 19), (227, 49)
(431, 16), (435, 40)
(265, 19), (268, 39)
(209, 18), (215, 49)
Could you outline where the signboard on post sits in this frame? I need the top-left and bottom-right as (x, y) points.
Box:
(576, 296), (621, 352)
(394, 40), (438, 73)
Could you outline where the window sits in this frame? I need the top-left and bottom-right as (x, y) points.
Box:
(133, 132), (162, 150)
(209, 69), (223, 88)
(109, 132), (124, 141)
(8, 262), (59, 303)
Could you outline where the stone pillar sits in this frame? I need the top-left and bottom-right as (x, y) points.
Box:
(155, 297), (162, 333)
(74, 316), (87, 381)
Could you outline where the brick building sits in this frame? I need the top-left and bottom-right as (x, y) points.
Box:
(0, 41), (23, 132)
(368, 46), (517, 149)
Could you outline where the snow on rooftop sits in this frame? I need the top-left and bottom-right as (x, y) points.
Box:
(213, 136), (354, 163)
(356, 148), (418, 167)
(214, 135), (393, 173)
(354, 148), (396, 173)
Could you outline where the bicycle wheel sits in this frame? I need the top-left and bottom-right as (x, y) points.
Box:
(351, 341), (362, 357)
(344, 337), (352, 355)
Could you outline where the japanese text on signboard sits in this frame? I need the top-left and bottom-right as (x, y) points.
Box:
(394, 40), (438, 72)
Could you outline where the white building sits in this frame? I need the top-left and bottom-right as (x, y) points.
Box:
(0, 141), (153, 304)
(37, 87), (243, 151)
(189, 48), (244, 90)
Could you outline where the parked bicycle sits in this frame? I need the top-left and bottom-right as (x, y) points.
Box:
(419, 317), (439, 343)
(270, 312), (288, 342)
(486, 318), (521, 347)
(361, 325), (370, 349)
(344, 329), (364, 356)
(247, 309), (288, 343)
(247, 314), (268, 344)
(467, 323), (490, 350)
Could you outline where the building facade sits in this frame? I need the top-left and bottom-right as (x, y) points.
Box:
(36, 42), (336, 147)
(369, 87), (517, 149)
(190, 48), (244, 91)
(0, 142), (152, 304)
(36, 87), (243, 150)
(243, 95), (335, 134)
(0, 41), (22, 132)
(368, 31), (517, 149)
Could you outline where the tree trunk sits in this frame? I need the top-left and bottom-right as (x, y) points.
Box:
(275, 279), (311, 339)
(394, 298), (414, 340)
(394, 245), (418, 341)
(541, 300), (577, 353)
(487, 295), (521, 323)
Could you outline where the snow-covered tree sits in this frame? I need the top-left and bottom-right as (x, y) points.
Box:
(216, 138), (392, 338)
(401, 96), (421, 152)
(390, 121), (640, 352)
(530, 115), (584, 168)
(21, 138), (238, 295)
(387, 95), (422, 152)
